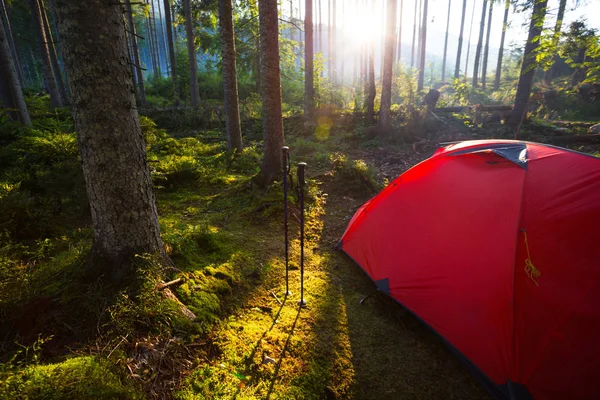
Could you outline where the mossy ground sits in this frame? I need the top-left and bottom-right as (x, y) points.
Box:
(1, 99), (598, 399)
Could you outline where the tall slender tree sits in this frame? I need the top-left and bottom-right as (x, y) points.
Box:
(40, 0), (68, 104)
(410, 0), (417, 68)
(379, 0), (397, 131)
(54, 0), (168, 277)
(416, 0), (422, 72)
(304, 0), (314, 119)
(441, 0), (451, 82)
(464, 0), (477, 79)
(365, 46), (376, 124)
(494, 0), (510, 89)
(396, 0), (403, 63)
(417, 0), (428, 91)
(30, 0), (62, 108)
(472, 0), (488, 87)
(0, 14), (31, 125)
(508, 0), (548, 126)
(125, 0), (146, 105)
(1, 0), (24, 87)
(219, 0), (243, 151)
(481, 0), (493, 89)
(163, 0), (178, 103)
(183, 0), (199, 105)
(150, 0), (162, 76)
(454, 0), (467, 79)
(256, 0), (285, 186)
(544, 0), (567, 82)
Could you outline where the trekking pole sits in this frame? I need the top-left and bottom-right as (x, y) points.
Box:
(297, 162), (307, 308)
(282, 146), (291, 296)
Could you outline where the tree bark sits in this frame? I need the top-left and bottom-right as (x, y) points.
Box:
(219, 0), (243, 151)
(396, 0), (403, 64)
(54, 0), (167, 279)
(441, 0), (451, 82)
(494, 0), (510, 89)
(0, 14), (31, 126)
(544, 0), (566, 82)
(150, 0), (162, 77)
(481, 0), (493, 89)
(163, 0), (178, 104)
(379, 0), (396, 131)
(125, 0), (147, 106)
(30, 0), (62, 108)
(417, 0), (428, 91)
(1, 0), (24, 87)
(183, 0), (199, 106)
(40, 0), (68, 104)
(145, 0), (158, 77)
(454, 0), (467, 79)
(508, 0), (548, 126)
(256, 0), (284, 187)
(410, 0), (417, 69)
(472, 0), (487, 87)
(304, 0), (314, 120)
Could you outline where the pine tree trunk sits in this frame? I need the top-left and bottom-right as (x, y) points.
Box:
(256, 0), (284, 187)
(472, 0), (487, 87)
(416, 0), (422, 71)
(327, 0), (331, 78)
(304, 0), (314, 120)
(441, 0), (451, 82)
(464, 0), (476, 80)
(1, 0), (24, 87)
(54, 0), (167, 278)
(366, 46), (375, 124)
(332, 0), (336, 86)
(481, 0), (493, 89)
(40, 0), (68, 104)
(508, 0), (548, 126)
(379, 0), (396, 131)
(183, 0), (199, 106)
(157, 0), (168, 75)
(150, 0), (162, 77)
(454, 0), (467, 79)
(219, 0), (243, 151)
(30, 0), (62, 108)
(145, 9), (157, 77)
(396, 0), (403, 64)
(163, 0), (178, 104)
(410, 0), (417, 69)
(417, 0), (428, 91)
(125, 0), (147, 106)
(544, 0), (566, 82)
(494, 0), (510, 89)
(0, 15), (31, 125)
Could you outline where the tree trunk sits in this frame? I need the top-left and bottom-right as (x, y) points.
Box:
(163, 0), (178, 104)
(379, 0), (396, 131)
(219, 0), (243, 151)
(40, 0), (68, 104)
(396, 0), (403, 64)
(494, 0), (510, 89)
(454, 0), (467, 79)
(256, 0), (284, 187)
(544, 0), (566, 82)
(366, 46), (375, 124)
(30, 0), (62, 108)
(410, 0), (417, 69)
(472, 0), (487, 87)
(327, 0), (331, 78)
(157, 0), (168, 75)
(332, 0), (336, 86)
(1, 0), (24, 87)
(441, 0), (451, 82)
(416, 0), (422, 72)
(417, 0), (428, 91)
(304, 0), (314, 120)
(0, 15), (31, 125)
(464, 0), (476, 80)
(125, 0), (147, 106)
(481, 0), (493, 89)
(508, 0), (548, 126)
(183, 0), (199, 106)
(145, 1), (157, 77)
(150, 0), (162, 77)
(54, 0), (167, 279)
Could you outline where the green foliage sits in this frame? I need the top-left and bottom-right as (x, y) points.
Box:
(329, 153), (382, 195)
(0, 356), (141, 400)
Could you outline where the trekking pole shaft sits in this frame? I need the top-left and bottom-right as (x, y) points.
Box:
(298, 162), (307, 306)
(282, 146), (290, 295)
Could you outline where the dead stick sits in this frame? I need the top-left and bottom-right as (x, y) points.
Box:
(157, 278), (183, 290)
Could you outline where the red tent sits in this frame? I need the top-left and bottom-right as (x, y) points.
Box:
(338, 140), (600, 400)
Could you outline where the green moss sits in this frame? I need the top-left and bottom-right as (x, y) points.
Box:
(0, 356), (141, 400)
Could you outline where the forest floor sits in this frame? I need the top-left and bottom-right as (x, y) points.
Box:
(1, 103), (599, 399)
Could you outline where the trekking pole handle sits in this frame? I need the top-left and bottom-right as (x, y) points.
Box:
(297, 162), (307, 186)
(282, 146), (289, 170)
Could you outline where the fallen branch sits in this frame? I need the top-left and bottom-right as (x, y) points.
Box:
(157, 278), (183, 290)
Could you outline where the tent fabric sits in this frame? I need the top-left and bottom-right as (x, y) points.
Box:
(338, 140), (600, 400)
